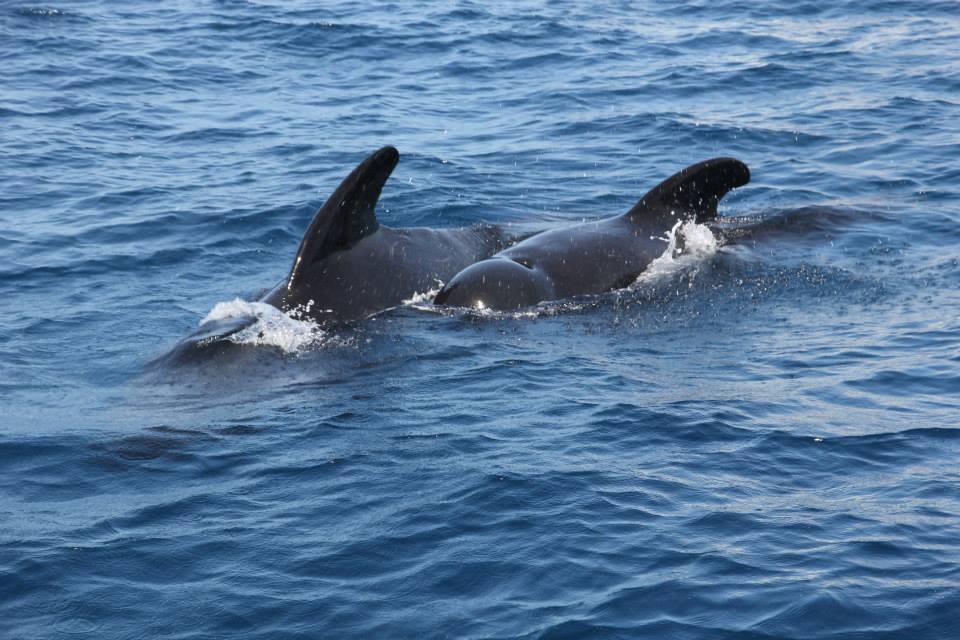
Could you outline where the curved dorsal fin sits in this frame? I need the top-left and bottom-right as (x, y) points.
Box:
(286, 146), (399, 288)
(625, 157), (750, 223)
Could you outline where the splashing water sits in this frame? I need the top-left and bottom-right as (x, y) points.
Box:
(634, 220), (720, 286)
(402, 281), (445, 306)
(200, 299), (328, 353)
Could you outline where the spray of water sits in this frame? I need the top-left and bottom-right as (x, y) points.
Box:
(200, 299), (328, 353)
(634, 220), (720, 286)
(402, 281), (445, 306)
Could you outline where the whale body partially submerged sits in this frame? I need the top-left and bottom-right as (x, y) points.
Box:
(433, 157), (750, 311)
(262, 145), (507, 321)
(163, 149), (750, 362)
(164, 146), (508, 360)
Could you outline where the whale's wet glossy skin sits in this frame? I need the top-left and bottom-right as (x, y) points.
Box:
(261, 146), (507, 321)
(434, 158), (750, 310)
(263, 224), (504, 321)
(164, 146), (507, 361)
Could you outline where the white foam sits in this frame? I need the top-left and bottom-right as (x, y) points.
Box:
(634, 220), (720, 286)
(200, 298), (328, 353)
(464, 304), (543, 320)
(402, 281), (444, 306)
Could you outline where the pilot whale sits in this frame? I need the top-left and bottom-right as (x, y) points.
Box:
(433, 157), (750, 311)
(165, 146), (508, 357)
(260, 145), (507, 321)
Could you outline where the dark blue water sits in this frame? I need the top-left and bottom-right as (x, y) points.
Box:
(3, 1), (960, 637)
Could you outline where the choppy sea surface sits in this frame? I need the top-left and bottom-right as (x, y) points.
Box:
(3, 1), (960, 638)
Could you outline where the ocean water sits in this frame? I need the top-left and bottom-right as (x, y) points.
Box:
(2, 1), (960, 637)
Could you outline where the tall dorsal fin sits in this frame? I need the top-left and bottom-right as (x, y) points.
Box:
(625, 157), (750, 223)
(286, 146), (399, 288)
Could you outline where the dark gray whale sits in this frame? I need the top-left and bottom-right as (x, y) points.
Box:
(433, 157), (750, 311)
(163, 146), (508, 360)
(260, 145), (506, 321)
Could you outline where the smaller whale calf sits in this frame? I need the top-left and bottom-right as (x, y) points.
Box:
(433, 157), (750, 311)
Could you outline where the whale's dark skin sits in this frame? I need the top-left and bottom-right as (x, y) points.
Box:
(261, 145), (506, 322)
(433, 157), (750, 311)
(161, 146), (508, 361)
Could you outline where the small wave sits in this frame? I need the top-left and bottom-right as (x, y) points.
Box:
(14, 7), (67, 18)
(199, 299), (329, 353)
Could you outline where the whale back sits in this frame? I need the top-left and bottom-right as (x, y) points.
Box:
(284, 145), (399, 290)
(625, 157), (750, 224)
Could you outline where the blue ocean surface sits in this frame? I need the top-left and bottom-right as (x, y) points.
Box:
(2, 1), (960, 637)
